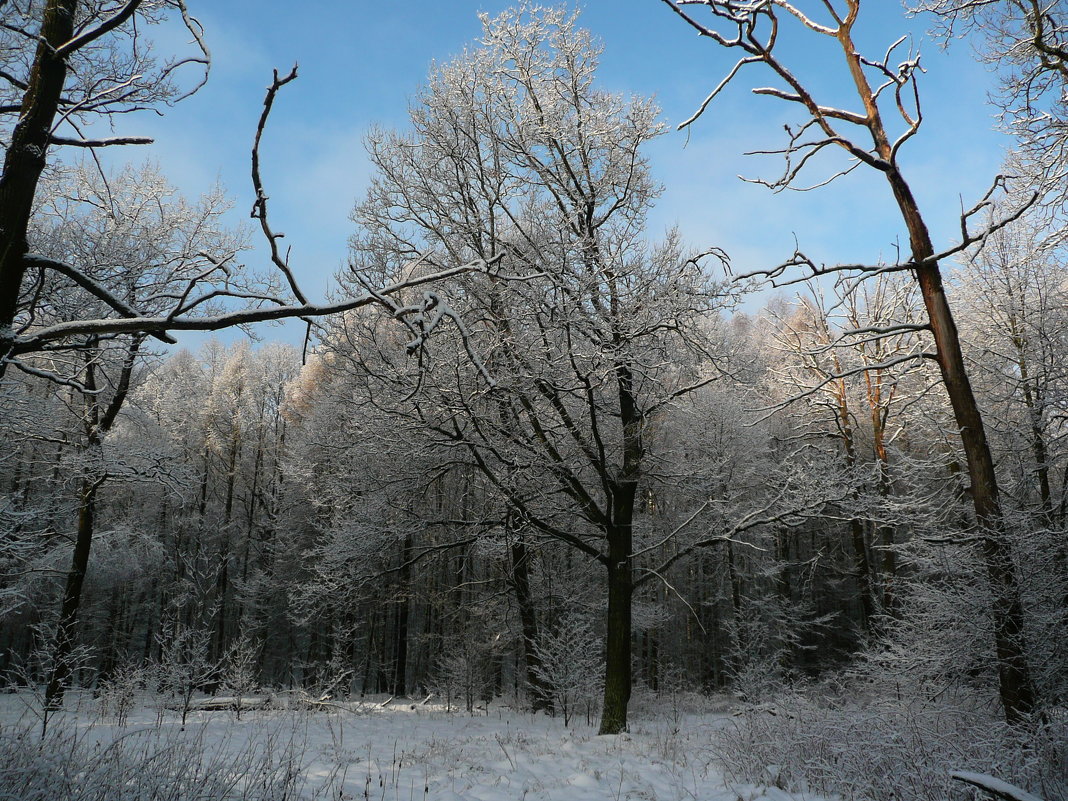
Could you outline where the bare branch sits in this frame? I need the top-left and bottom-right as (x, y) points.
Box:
(679, 56), (762, 129)
(5, 359), (101, 393)
(56, 0), (143, 58)
(250, 66), (307, 305)
(7, 256), (502, 355)
(23, 255), (177, 345)
(47, 135), (152, 147)
(752, 351), (930, 421)
(752, 87), (869, 125)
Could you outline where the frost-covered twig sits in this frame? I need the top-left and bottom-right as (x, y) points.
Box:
(950, 771), (1046, 801)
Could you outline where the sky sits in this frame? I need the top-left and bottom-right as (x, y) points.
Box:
(105, 1), (1011, 349)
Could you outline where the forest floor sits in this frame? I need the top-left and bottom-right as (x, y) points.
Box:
(0, 689), (814, 801)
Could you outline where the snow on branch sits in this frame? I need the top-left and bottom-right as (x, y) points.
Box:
(55, 0), (143, 58)
(23, 255), (177, 345)
(949, 771), (1046, 801)
(663, 0), (918, 188)
(5, 257), (501, 354)
(751, 87), (868, 125)
(634, 469), (846, 588)
(47, 135), (153, 148)
(5, 64), (508, 362)
(730, 173), (1037, 292)
(751, 351), (932, 420)
(5, 359), (103, 394)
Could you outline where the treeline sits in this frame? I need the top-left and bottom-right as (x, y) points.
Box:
(2, 255), (1065, 725)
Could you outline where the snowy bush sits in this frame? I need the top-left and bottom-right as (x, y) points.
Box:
(218, 634), (263, 719)
(96, 661), (146, 726)
(531, 612), (603, 727)
(0, 718), (317, 801)
(430, 634), (497, 713)
(153, 623), (218, 726)
(8, 621), (96, 736)
(712, 688), (1068, 801)
(628, 661), (725, 725)
(866, 526), (1068, 710)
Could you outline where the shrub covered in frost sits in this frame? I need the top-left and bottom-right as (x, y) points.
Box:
(0, 718), (317, 801)
(712, 689), (1068, 801)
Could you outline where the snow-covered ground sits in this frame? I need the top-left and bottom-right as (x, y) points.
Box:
(0, 691), (812, 801)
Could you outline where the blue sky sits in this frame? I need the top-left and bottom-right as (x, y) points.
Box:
(114, 1), (1009, 347)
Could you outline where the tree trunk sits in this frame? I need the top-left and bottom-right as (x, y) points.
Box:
(599, 529), (632, 735)
(212, 427), (241, 663)
(888, 170), (1035, 722)
(834, 379), (876, 632)
(0, 0), (78, 346)
(43, 339), (139, 707)
(391, 532), (412, 697)
(821, 21), (1039, 722)
(773, 526), (796, 672)
(598, 352), (642, 735)
(1017, 361), (1053, 520)
(44, 473), (97, 709)
(596, 342), (644, 734)
(509, 528), (551, 712)
(868, 389), (897, 615)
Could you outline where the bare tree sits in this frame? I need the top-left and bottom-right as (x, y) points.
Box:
(766, 278), (929, 628)
(910, 0), (1068, 207)
(14, 162), (237, 707)
(340, 4), (742, 733)
(0, 5), (496, 378)
(0, 1), (208, 342)
(953, 206), (1068, 525)
(661, 0), (1037, 722)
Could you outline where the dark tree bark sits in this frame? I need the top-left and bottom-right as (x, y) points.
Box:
(600, 531), (633, 735)
(44, 337), (141, 708)
(599, 360), (642, 735)
(864, 372), (897, 615)
(391, 532), (413, 697)
(43, 472), (98, 708)
(211, 425), (242, 665)
(508, 529), (551, 712)
(0, 0), (79, 342)
(1009, 333), (1054, 521)
(837, 19), (1033, 720)
(888, 171), (1035, 722)
(724, 538), (747, 675)
(834, 377), (877, 632)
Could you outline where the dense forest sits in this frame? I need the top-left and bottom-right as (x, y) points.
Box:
(1, 2), (1067, 800)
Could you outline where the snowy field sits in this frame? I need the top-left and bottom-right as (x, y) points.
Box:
(0, 691), (811, 801)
